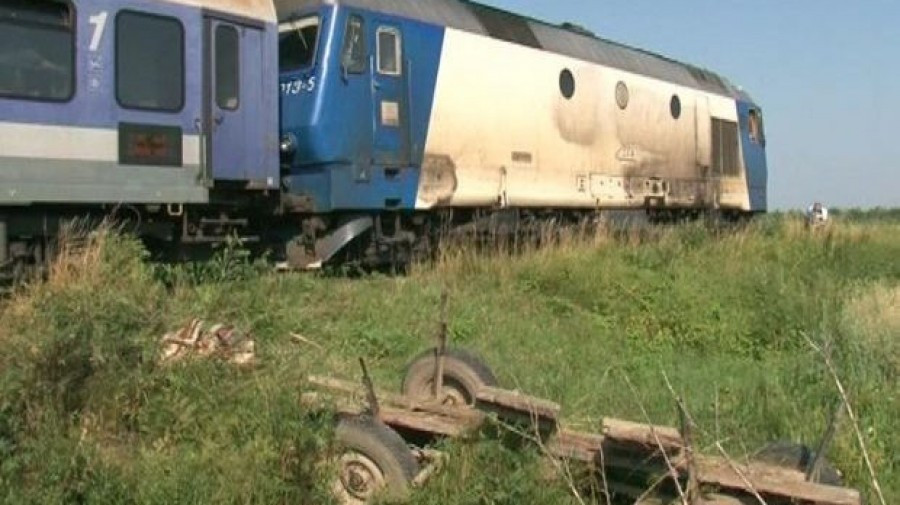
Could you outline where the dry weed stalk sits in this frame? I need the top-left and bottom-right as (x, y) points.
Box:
(620, 372), (689, 505)
(711, 441), (768, 505)
(661, 372), (768, 505)
(805, 335), (887, 505)
(493, 375), (593, 504)
(489, 416), (590, 505)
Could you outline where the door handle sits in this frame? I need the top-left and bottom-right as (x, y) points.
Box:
(214, 115), (224, 126)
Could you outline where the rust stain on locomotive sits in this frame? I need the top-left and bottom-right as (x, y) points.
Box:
(551, 66), (602, 147)
(418, 153), (458, 206)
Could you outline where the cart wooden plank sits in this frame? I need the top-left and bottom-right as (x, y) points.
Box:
(546, 420), (683, 463)
(603, 418), (683, 450)
(302, 391), (483, 437)
(307, 375), (485, 426)
(693, 456), (861, 505)
(475, 386), (561, 428)
(378, 407), (482, 437)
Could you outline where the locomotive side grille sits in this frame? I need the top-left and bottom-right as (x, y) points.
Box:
(711, 118), (740, 177)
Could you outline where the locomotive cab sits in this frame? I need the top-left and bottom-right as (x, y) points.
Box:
(737, 100), (768, 212)
(276, 1), (443, 214)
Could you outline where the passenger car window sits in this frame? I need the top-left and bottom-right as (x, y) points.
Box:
(0, 0), (74, 101)
(279, 16), (319, 72)
(116, 11), (184, 111)
(215, 24), (240, 110)
(376, 26), (401, 76)
(340, 15), (366, 74)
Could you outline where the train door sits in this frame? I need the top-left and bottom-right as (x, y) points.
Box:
(205, 17), (267, 182)
(370, 22), (410, 168)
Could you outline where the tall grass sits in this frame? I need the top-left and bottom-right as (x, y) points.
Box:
(1, 214), (897, 503)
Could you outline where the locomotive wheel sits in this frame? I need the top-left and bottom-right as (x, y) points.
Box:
(332, 415), (419, 504)
(753, 441), (843, 486)
(401, 348), (498, 406)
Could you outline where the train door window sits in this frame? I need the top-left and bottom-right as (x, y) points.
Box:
(215, 25), (240, 110)
(376, 26), (401, 76)
(0, 0), (74, 101)
(279, 16), (319, 72)
(340, 15), (366, 74)
(748, 109), (765, 144)
(116, 11), (184, 111)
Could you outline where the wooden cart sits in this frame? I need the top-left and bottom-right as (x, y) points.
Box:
(303, 348), (861, 505)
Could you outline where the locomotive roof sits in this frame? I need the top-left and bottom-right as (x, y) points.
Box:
(274, 0), (742, 98)
(171, 0), (276, 22)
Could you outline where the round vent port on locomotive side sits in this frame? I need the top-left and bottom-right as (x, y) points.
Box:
(670, 94), (681, 119)
(615, 81), (629, 109)
(559, 69), (575, 99)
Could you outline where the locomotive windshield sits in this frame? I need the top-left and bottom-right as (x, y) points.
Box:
(279, 16), (319, 72)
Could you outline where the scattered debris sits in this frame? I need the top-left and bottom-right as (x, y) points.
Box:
(160, 318), (255, 365)
(290, 331), (324, 351)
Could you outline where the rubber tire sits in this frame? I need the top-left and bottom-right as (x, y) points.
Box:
(333, 414), (419, 503)
(753, 441), (843, 486)
(401, 348), (498, 405)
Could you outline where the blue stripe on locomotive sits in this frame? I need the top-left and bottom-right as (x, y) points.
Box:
(280, 5), (444, 212)
(737, 100), (768, 212)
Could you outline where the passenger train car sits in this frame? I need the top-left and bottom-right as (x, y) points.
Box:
(0, 0), (767, 272)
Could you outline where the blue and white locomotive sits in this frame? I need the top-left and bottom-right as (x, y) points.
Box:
(0, 0), (767, 271)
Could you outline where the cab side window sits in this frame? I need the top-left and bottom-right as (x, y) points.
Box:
(341, 15), (366, 74)
(0, 0), (74, 101)
(748, 109), (765, 145)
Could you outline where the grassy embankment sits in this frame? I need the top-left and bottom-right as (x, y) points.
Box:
(0, 213), (897, 504)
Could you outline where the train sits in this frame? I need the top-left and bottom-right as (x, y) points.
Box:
(0, 0), (767, 272)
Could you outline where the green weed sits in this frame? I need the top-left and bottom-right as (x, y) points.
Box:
(0, 213), (897, 503)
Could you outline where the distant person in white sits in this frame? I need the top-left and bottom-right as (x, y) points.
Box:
(806, 201), (829, 227)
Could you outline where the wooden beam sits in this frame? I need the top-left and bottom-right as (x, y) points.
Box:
(692, 456), (861, 505)
(602, 418), (683, 451)
(306, 375), (485, 427)
(475, 386), (561, 427)
(378, 407), (479, 437)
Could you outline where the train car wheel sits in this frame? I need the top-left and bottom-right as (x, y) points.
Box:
(401, 348), (498, 406)
(332, 414), (418, 504)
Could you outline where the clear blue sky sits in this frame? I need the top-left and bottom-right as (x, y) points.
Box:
(479, 0), (899, 209)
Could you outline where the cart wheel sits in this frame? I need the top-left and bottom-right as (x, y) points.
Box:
(332, 415), (419, 504)
(753, 441), (843, 485)
(401, 348), (498, 406)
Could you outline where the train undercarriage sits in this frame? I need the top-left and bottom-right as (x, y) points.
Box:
(0, 200), (753, 283)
